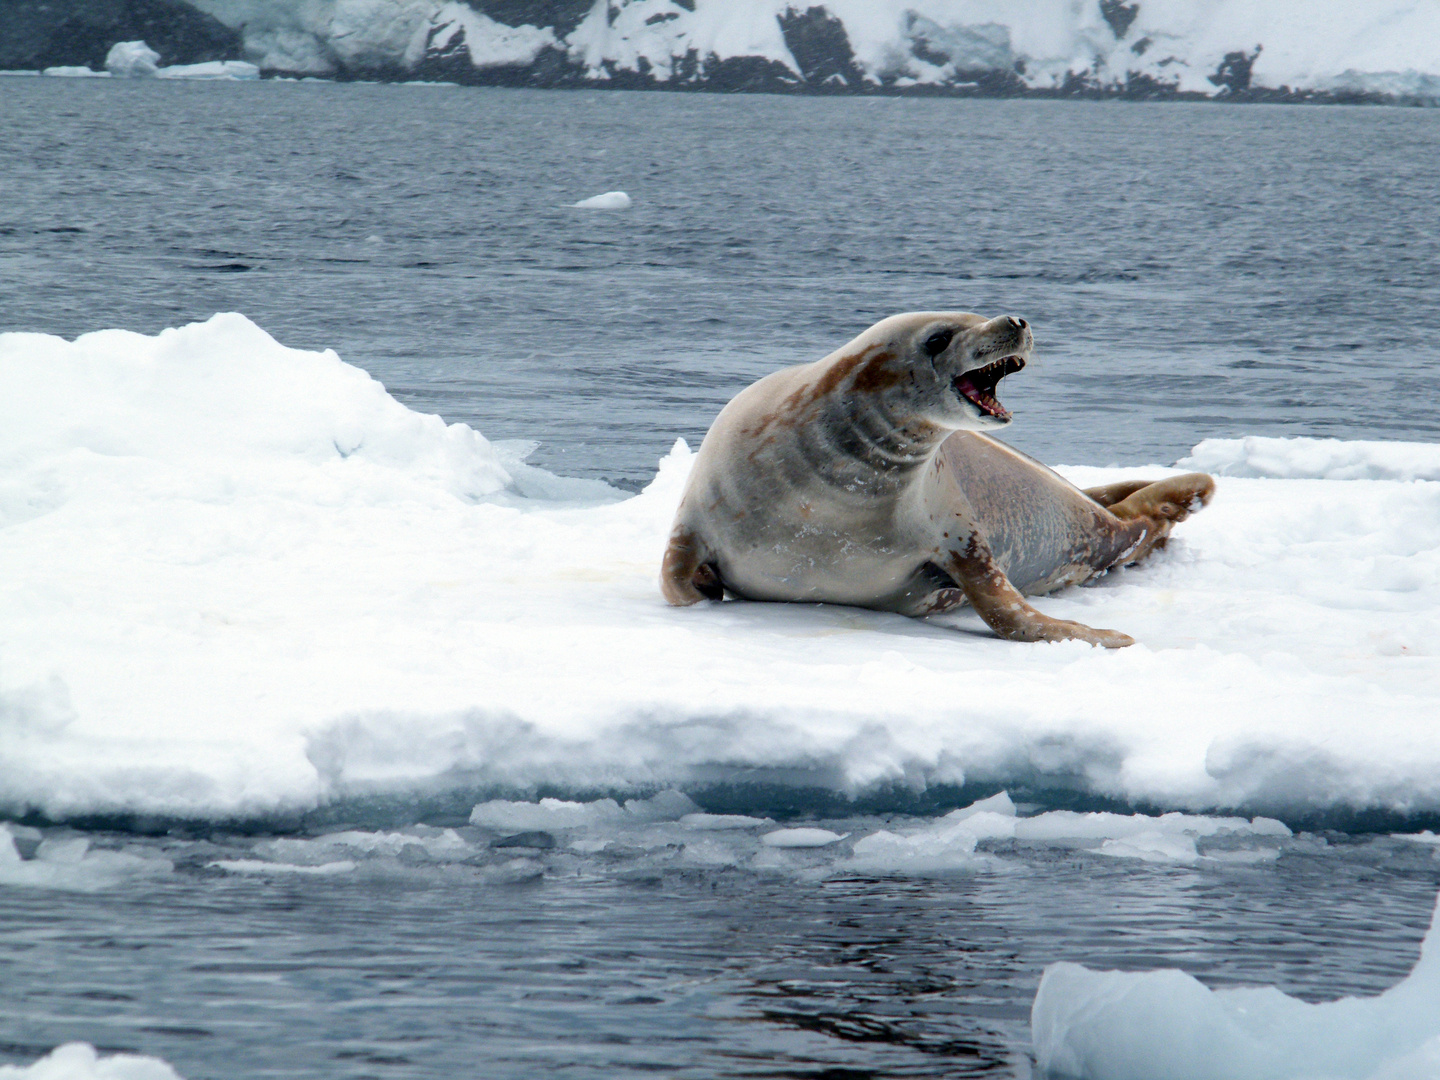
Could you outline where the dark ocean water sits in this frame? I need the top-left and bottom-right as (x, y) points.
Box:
(2, 77), (1440, 1079)
(2, 78), (1438, 486)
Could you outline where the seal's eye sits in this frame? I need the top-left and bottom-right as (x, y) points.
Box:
(922, 329), (954, 357)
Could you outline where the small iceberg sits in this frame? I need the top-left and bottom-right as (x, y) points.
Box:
(1032, 891), (1440, 1080)
(572, 191), (632, 210)
(157, 61), (260, 81)
(105, 41), (160, 77)
(103, 41), (260, 81)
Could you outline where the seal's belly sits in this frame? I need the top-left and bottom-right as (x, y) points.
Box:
(709, 500), (922, 606)
(939, 432), (1126, 595)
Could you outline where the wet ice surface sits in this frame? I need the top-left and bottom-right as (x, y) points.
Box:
(3, 799), (1440, 1079)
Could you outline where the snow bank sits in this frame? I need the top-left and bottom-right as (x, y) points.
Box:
(2, 315), (1439, 822)
(1181, 437), (1440, 483)
(0, 1044), (182, 1080)
(174, 0), (1440, 99)
(1032, 890), (1440, 1080)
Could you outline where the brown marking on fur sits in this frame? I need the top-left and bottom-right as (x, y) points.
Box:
(661, 524), (712, 606)
(741, 346), (896, 448)
(848, 352), (905, 395)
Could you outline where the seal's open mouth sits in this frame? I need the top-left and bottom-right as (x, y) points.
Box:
(954, 355), (1026, 420)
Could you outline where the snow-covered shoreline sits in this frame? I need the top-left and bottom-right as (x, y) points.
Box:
(7, 1), (1440, 103)
(2, 314), (1437, 826)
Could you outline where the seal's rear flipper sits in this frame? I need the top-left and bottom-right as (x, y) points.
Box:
(1083, 479), (1154, 509)
(660, 525), (723, 605)
(1108, 473), (1216, 524)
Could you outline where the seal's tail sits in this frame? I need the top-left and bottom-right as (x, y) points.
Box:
(661, 523), (724, 605)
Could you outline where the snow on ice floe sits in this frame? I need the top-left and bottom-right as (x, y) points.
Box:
(0, 1044), (184, 1080)
(571, 191), (633, 210)
(1, 315), (1439, 823)
(1033, 890), (1440, 1080)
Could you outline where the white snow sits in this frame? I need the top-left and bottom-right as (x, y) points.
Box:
(571, 191), (633, 210)
(40, 67), (110, 78)
(174, 0), (1440, 99)
(2, 315), (1439, 822)
(0, 1045), (183, 1080)
(413, 2), (557, 69)
(1181, 437), (1440, 483)
(1032, 890), (1440, 1080)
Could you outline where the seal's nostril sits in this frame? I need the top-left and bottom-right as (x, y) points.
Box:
(1010, 317), (1028, 330)
(1017, 317), (1027, 329)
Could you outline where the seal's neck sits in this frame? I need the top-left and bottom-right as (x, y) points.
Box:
(813, 393), (949, 493)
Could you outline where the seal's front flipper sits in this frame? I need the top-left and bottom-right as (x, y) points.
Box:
(943, 533), (1134, 649)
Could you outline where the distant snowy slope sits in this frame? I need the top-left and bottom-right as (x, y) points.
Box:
(196, 0), (1440, 98)
(11, 0), (1439, 100)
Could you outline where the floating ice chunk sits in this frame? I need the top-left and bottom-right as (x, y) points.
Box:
(41, 67), (109, 77)
(847, 795), (1290, 873)
(571, 191), (632, 210)
(0, 826), (172, 892)
(105, 41), (161, 77)
(848, 793), (1017, 872)
(254, 828), (473, 866)
(470, 797), (626, 830)
(469, 791), (695, 830)
(156, 61), (261, 80)
(209, 859), (356, 875)
(0, 1042), (184, 1079)
(1096, 831), (1201, 864)
(1033, 891), (1440, 1080)
(761, 828), (848, 848)
(680, 813), (774, 830)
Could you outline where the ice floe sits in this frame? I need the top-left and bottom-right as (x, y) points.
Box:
(1, 315), (1439, 823)
(1033, 891), (1440, 1080)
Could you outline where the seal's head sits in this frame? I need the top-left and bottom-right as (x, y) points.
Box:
(899, 311), (1033, 430)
